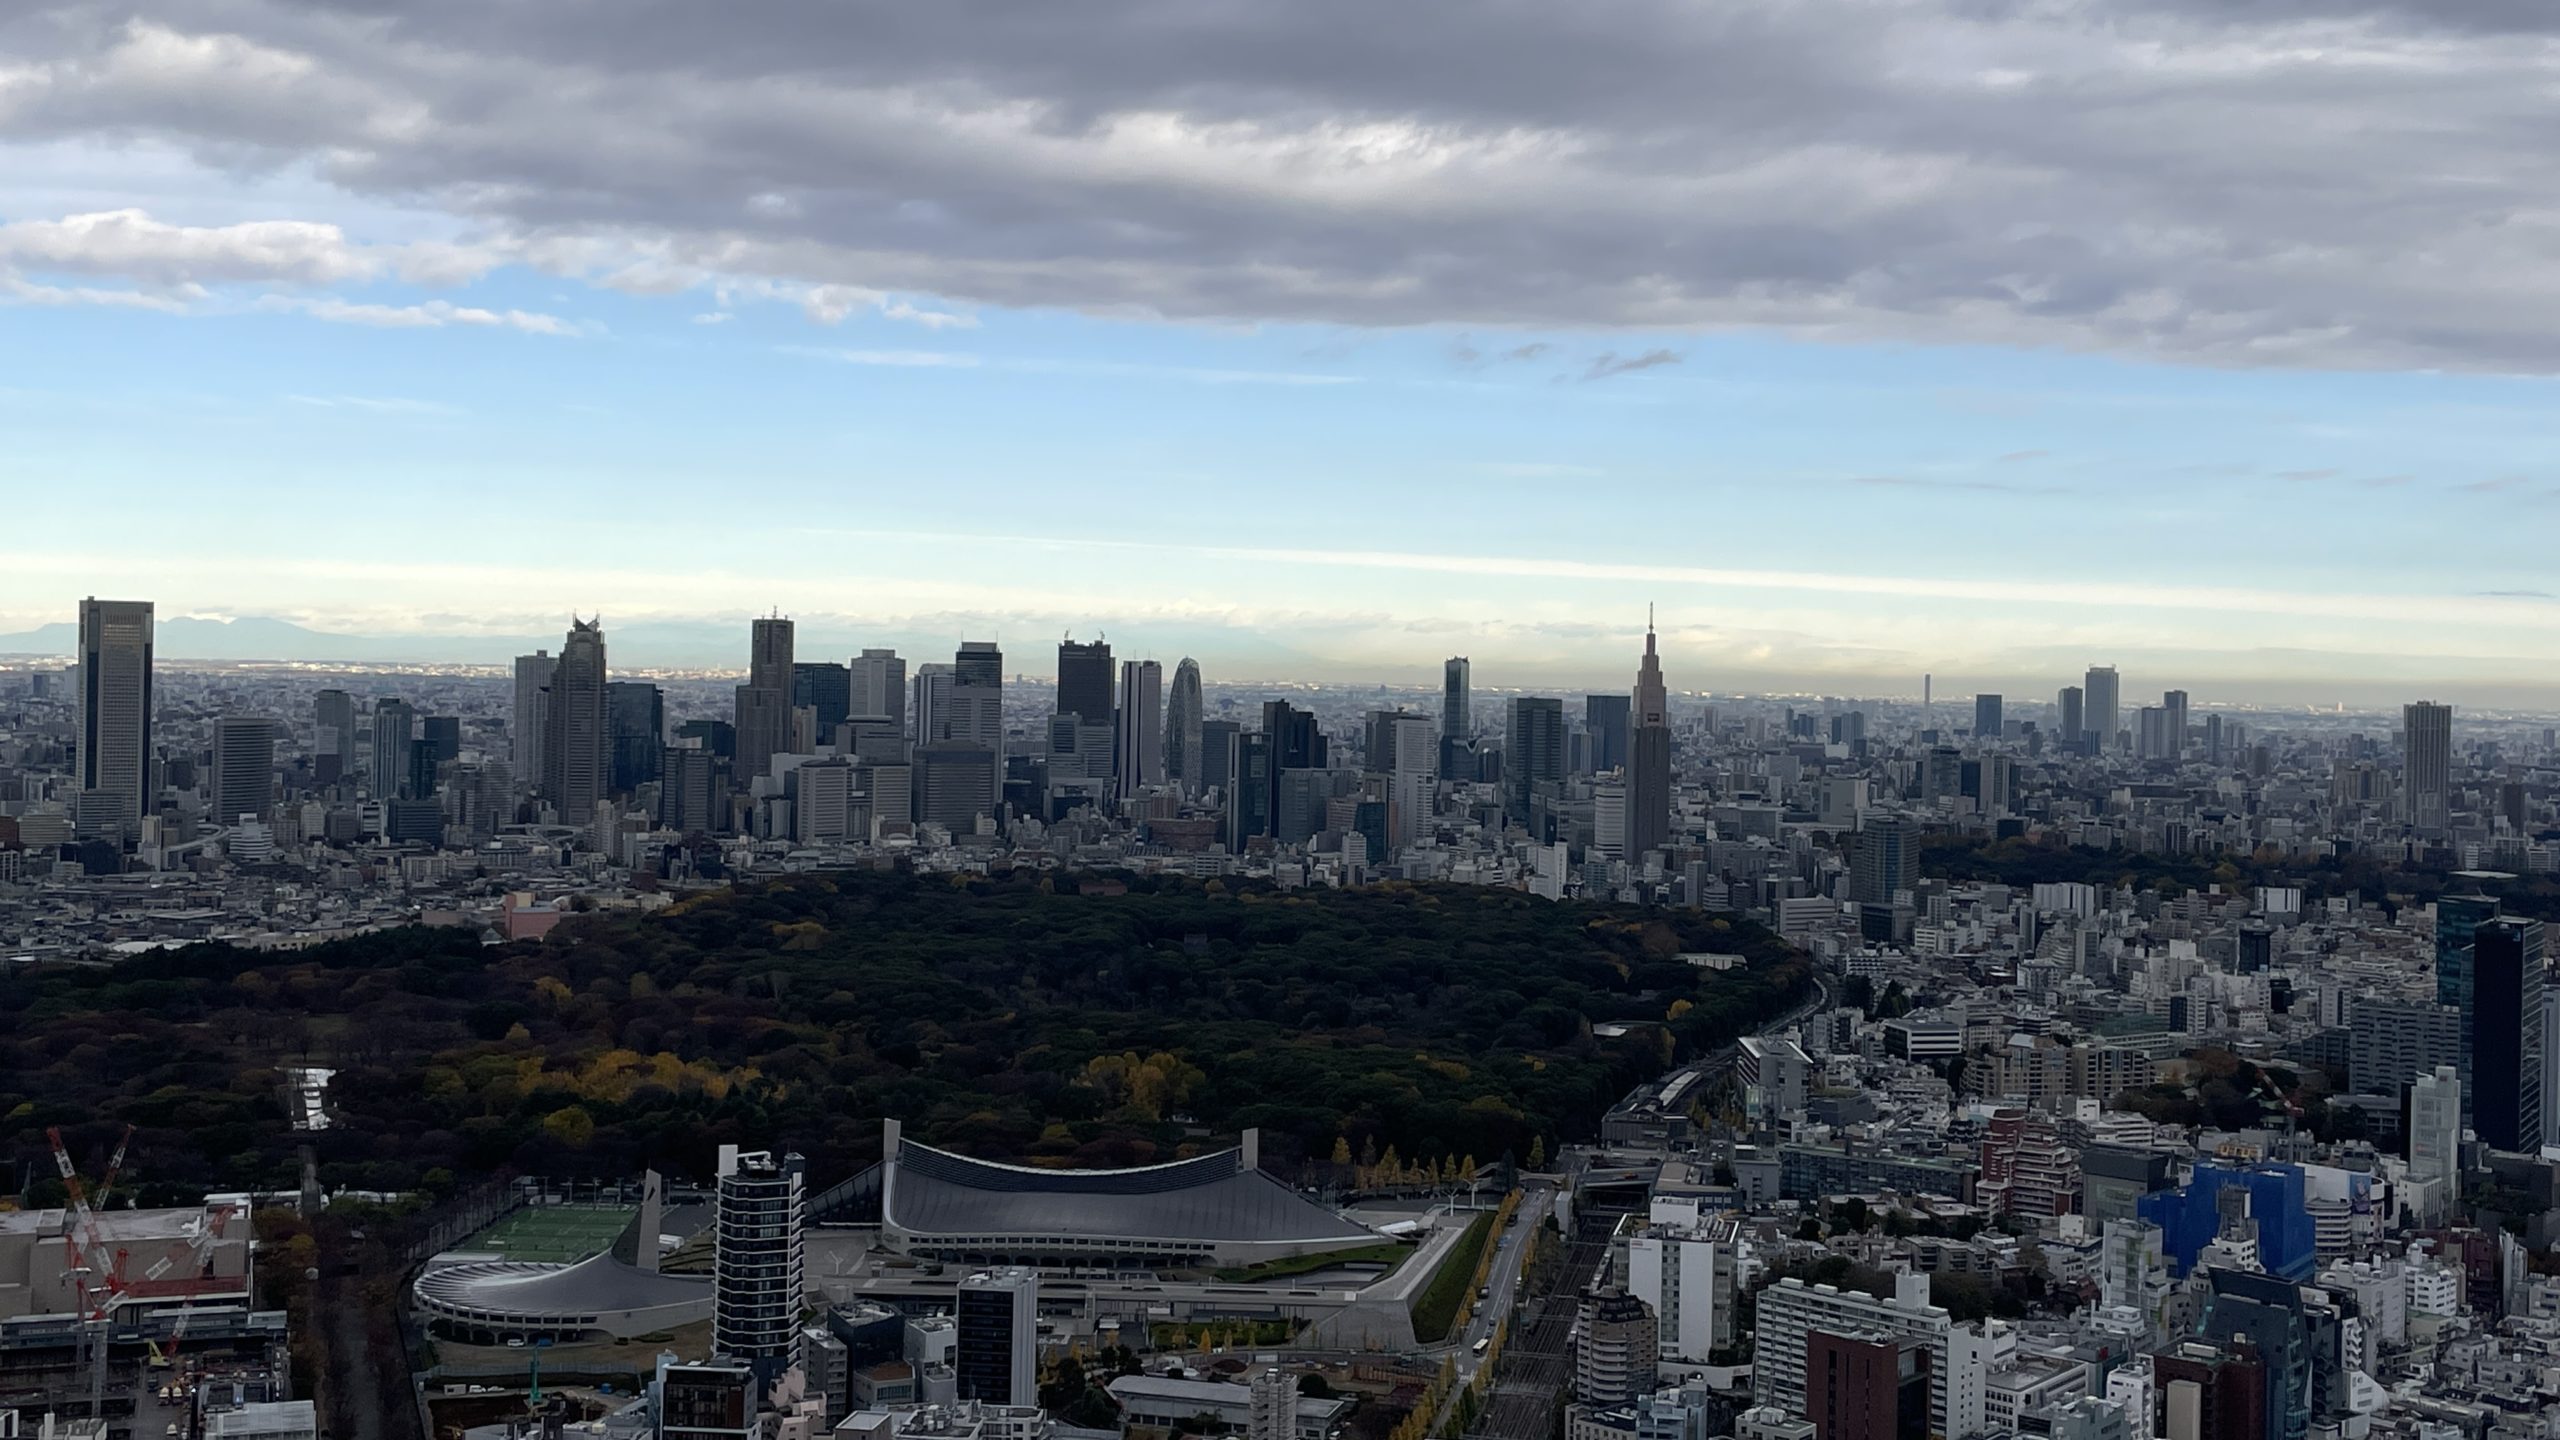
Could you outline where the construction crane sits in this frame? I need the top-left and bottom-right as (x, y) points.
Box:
(47, 1127), (124, 1423)
(148, 1200), (244, 1368)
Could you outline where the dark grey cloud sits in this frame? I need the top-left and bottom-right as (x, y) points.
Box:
(9, 0), (2560, 369)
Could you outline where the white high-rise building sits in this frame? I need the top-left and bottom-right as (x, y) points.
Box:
(957, 1267), (1039, 1408)
(1627, 1222), (1740, 1376)
(2409, 1064), (2461, 1183)
(77, 596), (154, 840)
(1248, 1368), (1296, 1440)
(1752, 1273), (1990, 1440)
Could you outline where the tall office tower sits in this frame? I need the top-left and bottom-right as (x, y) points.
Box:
(1057, 638), (1114, 724)
(511, 649), (552, 791)
(2432, 892), (2499, 1133)
(912, 664), (955, 743)
(850, 649), (907, 737)
(2404, 700), (2453, 832)
(914, 741), (998, 831)
(1973, 693), (2002, 739)
(2472, 917), (2546, 1153)
(733, 685), (789, 786)
(1260, 700), (1324, 837)
(2408, 1065), (2460, 1183)
(1197, 719), (1240, 799)
(1626, 623), (1672, 860)
(543, 618), (610, 823)
(1504, 697), (1566, 831)
(2055, 687), (2084, 753)
(607, 681), (665, 794)
(735, 618), (795, 787)
(677, 718), (736, 760)
(1441, 656), (1472, 773)
(712, 1147), (805, 1388)
(408, 736), (447, 804)
(1382, 711), (1437, 850)
(1574, 1287), (1659, 1410)
(313, 688), (355, 783)
(2083, 665), (2120, 752)
(2136, 706), (2174, 760)
(77, 597), (154, 838)
(1228, 731), (1272, 848)
(659, 746), (722, 834)
(956, 1267), (1039, 1407)
(952, 641), (1005, 812)
(371, 698), (416, 800)
(1806, 1332), (1930, 1440)
(1850, 815), (1912, 906)
(2162, 689), (2190, 758)
(415, 717), (459, 769)
(954, 638), (1002, 689)
(212, 716), (276, 825)
(749, 615), (795, 692)
(1115, 659), (1164, 797)
(1164, 658), (1204, 794)
(1585, 693), (1631, 774)
(2195, 1271), (2320, 1440)
(791, 662), (852, 737)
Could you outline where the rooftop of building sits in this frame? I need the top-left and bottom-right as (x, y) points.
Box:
(883, 1136), (1377, 1248)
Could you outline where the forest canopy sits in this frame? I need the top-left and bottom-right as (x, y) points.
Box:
(4, 871), (1812, 1204)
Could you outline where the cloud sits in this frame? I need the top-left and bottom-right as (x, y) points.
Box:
(1581, 349), (1683, 382)
(284, 393), (461, 415)
(2273, 468), (2341, 482)
(780, 348), (1351, 384)
(259, 295), (576, 335)
(786, 346), (985, 368)
(1485, 461), (1604, 479)
(0, 270), (198, 311)
(1994, 449), (2049, 463)
(1848, 473), (2060, 496)
(11, 2), (2560, 369)
(0, 208), (380, 286)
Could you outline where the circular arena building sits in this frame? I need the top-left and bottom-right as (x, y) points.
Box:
(412, 1176), (711, 1345)
(413, 1251), (712, 1345)
(874, 1120), (1382, 1269)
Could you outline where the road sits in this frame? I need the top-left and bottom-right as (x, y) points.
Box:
(1461, 1237), (1609, 1440)
(1457, 969), (1836, 1439)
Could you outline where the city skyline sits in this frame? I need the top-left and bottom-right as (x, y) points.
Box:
(12, 6), (2560, 703)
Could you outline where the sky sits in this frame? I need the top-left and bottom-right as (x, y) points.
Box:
(6, 0), (2560, 705)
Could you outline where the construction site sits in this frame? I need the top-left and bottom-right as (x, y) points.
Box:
(0, 1129), (293, 1440)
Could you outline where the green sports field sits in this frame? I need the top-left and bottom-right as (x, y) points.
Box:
(460, 1205), (636, 1263)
